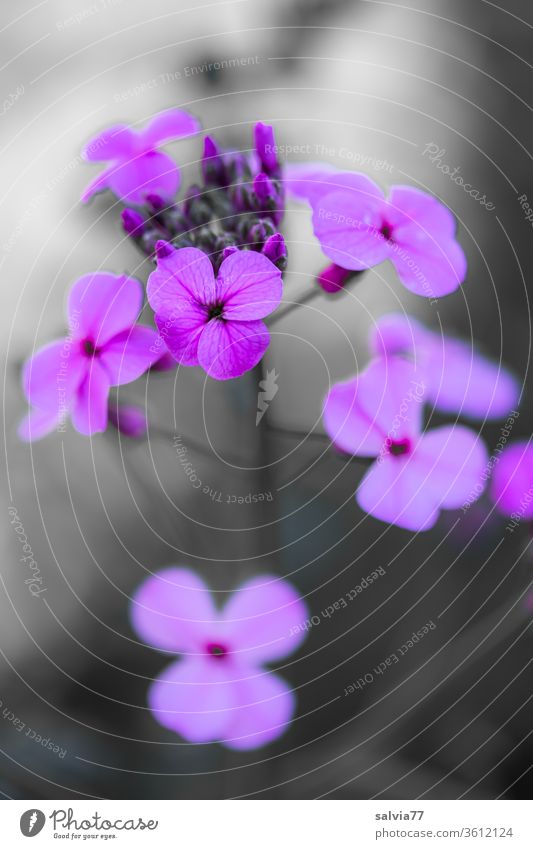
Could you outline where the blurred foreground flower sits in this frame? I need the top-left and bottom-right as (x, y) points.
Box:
(369, 313), (519, 420)
(323, 357), (488, 531)
(286, 165), (466, 298)
(19, 273), (159, 440)
(147, 243), (282, 380)
(490, 441), (533, 522)
(81, 109), (200, 204)
(130, 568), (308, 749)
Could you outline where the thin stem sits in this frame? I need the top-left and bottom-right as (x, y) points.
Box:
(268, 285), (324, 325)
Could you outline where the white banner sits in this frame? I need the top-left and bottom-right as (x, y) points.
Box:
(0, 800), (531, 847)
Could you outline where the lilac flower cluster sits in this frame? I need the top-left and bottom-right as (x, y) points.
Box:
(18, 108), (526, 748)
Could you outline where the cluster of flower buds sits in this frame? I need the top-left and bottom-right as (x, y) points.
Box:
(121, 122), (288, 272)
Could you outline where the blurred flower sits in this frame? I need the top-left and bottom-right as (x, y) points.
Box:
(369, 313), (519, 420)
(285, 165), (466, 297)
(108, 403), (147, 438)
(254, 122), (279, 175)
(81, 109), (200, 204)
(323, 357), (488, 531)
(490, 441), (533, 519)
(130, 567), (308, 749)
(147, 243), (282, 380)
(19, 273), (160, 440)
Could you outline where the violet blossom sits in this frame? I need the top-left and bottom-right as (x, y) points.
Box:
(81, 109), (200, 204)
(130, 567), (308, 749)
(147, 243), (282, 380)
(490, 441), (533, 520)
(19, 273), (160, 440)
(322, 357), (488, 531)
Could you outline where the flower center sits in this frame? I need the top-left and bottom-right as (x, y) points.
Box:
(380, 222), (394, 242)
(83, 339), (98, 357)
(207, 303), (225, 320)
(206, 642), (228, 660)
(389, 438), (411, 457)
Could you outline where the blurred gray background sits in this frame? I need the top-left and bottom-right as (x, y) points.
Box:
(1, 0), (532, 799)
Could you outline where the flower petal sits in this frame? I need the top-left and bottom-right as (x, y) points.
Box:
(18, 407), (62, 442)
(138, 109), (200, 151)
(68, 273), (143, 347)
(80, 165), (115, 203)
(147, 246), (217, 311)
(70, 359), (110, 435)
(82, 124), (137, 162)
(389, 235), (467, 298)
(130, 568), (218, 654)
(197, 319), (270, 380)
(99, 326), (160, 385)
(285, 163), (383, 206)
(154, 300), (207, 366)
(217, 250), (283, 319)
(222, 574), (309, 664)
(357, 456), (441, 531)
(222, 671), (296, 750)
(387, 186), (457, 239)
(148, 658), (235, 743)
(414, 425), (489, 509)
(490, 442), (533, 519)
(22, 340), (86, 411)
(323, 358), (425, 456)
(105, 150), (179, 204)
(312, 189), (391, 270)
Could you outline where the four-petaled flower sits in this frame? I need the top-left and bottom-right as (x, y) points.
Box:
(323, 357), (488, 531)
(19, 273), (160, 440)
(130, 567), (308, 749)
(81, 109), (200, 204)
(286, 165), (467, 298)
(147, 243), (283, 380)
(369, 313), (519, 420)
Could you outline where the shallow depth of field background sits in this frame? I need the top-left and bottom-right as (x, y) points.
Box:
(1, 0), (532, 798)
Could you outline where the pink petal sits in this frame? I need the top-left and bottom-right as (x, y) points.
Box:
(68, 273), (143, 347)
(80, 165), (115, 203)
(217, 250), (283, 319)
(222, 574), (309, 664)
(147, 246), (217, 311)
(222, 671), (295, 750)
(70, 359), (110, 435)
(138, 109), (200, 151)
(312, 189), (391, 270)
(490, 442), (533, 519)
(323, 358), (425, 456)
(18, 407), (62, 442)
(22, 340), (86, 410)
(82, 124), (137, 162)
(414, 425), (489, 509)
(105, 150), (179, 204)
(387, 186), (457, 238)
(285, 163), (383, 206)
(197, 319), (270, 380)
(389, 235), (467, 298)
(130, 568), (218, 654)
(369, 312), (424, 360)
(357, 456), (441, 531)
(148, 658), (235, 743)
(154, 300), (207, 366)
(99, 326), (161, 386)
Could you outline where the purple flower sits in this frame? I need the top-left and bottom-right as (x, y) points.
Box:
(108, 404), (147, 438)
(81, 109), (200, 204)
(323, 357), (488, 531)
(130, 568), (308, 749)
(147, 243), (283, 380)
(369, 313), (519, 420)
(254, 122), (278, 175)
(19, 273), (160, 440)
(285, 164), (467, 298)
(490, 442), (533, 519)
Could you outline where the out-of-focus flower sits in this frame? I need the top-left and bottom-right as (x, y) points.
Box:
(490, 441), (533, 519)
(130, 567), (308, 749)
(108, 403), (147, 438)
(81, 109), (200, 204)
(369, 313), (519, 420)
(147, 243), (282, 380)
(322, 357), (488, 531)
(19, 274), (160, 440)
(254, 122), (279, 176)
(285, 164), (466, 298)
